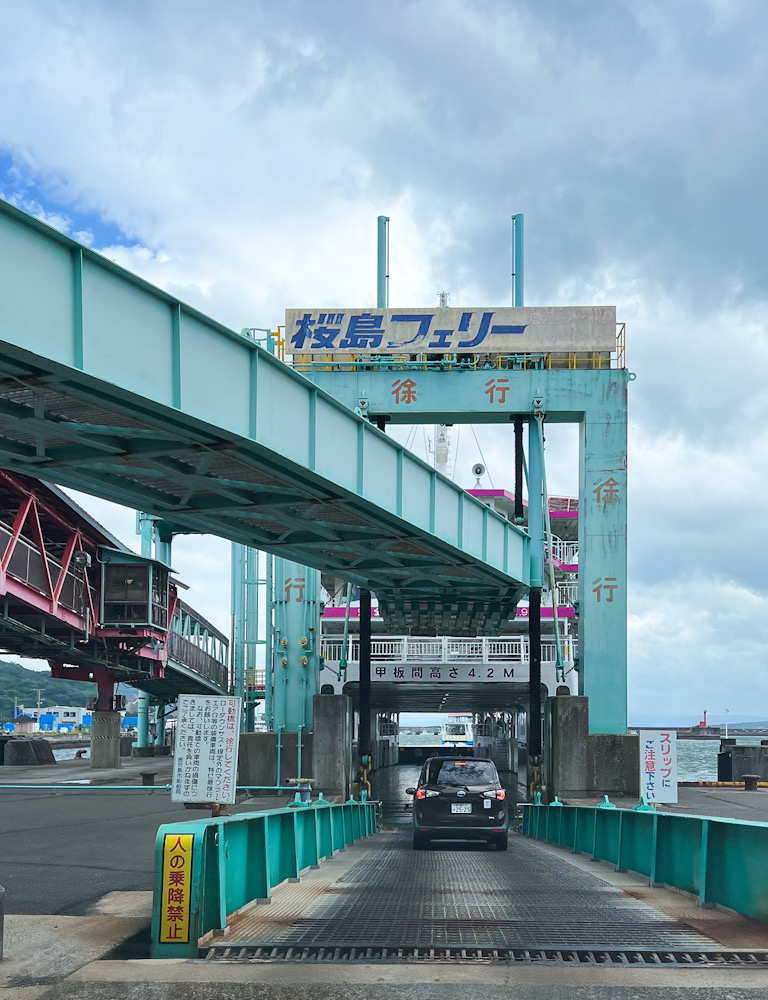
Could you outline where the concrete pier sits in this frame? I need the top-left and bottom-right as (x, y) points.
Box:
(89, 712), (121, 769)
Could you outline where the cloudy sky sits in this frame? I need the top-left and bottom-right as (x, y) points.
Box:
(0, 0), (766, 724)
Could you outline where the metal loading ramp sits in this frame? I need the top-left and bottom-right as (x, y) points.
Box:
(206, 829), (733, 962)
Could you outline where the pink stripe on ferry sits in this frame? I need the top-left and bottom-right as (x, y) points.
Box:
(321, 606), (574, 620)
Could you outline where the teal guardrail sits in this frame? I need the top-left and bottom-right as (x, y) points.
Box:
(151, 799), (377, 958)
(522, 800), (768, 924)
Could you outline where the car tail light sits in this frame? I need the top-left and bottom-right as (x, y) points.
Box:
(416, 788), (427, 800)
(482, 789), (506, 800)
(416, 788), (439, 799)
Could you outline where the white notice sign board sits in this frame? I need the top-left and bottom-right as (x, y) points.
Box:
(638, 730), (678, 804)
(172, 695), (241, 804)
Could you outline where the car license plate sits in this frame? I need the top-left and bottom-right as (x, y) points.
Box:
(451, 803), (472, 814)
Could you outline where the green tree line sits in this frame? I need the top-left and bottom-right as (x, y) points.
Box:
(0, 661), (97, 720)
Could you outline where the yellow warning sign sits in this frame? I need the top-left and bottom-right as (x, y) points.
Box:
(159, 833), (194, 944)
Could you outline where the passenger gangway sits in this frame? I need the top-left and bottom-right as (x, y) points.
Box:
(0, 468), (229, 702)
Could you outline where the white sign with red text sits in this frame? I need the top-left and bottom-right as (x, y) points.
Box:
(171, 695), (241, 805)
(639, 730), (678, 804)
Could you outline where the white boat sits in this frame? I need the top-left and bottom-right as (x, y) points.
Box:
(441, 713), (474, 748)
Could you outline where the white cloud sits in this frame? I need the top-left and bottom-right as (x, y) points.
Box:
(0, 0), (766, 720)
(628, 574), (768, 717)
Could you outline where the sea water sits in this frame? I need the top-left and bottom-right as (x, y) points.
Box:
(53, 747), (90, 761)
(51, 734), (765, 778)
(675, 736), (765, 782)
(399, 731), (765, 782)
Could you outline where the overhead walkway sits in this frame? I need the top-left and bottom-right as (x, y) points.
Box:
(0, 198), (528, 634)
(148, 598), (229, 698)
(0, 469), (229, 698)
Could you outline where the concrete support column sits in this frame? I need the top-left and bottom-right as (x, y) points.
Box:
(578, 374), (629, 733)
(550, 694), (589, 799)
(90, 712), (121, 769)
(238, 730), (314, 789)
(311, 693), (352, 799)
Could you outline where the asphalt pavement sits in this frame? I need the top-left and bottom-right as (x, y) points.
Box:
(0, 755), (293, 915)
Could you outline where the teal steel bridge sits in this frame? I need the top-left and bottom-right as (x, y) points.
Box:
(0, 198), (529, 669)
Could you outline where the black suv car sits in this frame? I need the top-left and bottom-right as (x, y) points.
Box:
(406, 756), (508, 850)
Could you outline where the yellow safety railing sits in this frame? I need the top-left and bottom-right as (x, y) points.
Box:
(246, 667), (266, 691)
(285, 324), (628, 373)
(616, 322), (626, 369)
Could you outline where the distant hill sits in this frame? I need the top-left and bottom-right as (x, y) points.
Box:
(0, 661), (97, 719)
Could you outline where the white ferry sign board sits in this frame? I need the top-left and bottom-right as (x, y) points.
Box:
(638, 730), (678, 804)
(372, 663), (516, 683)
(285, 306), (616, 355)
(171, 695), (241, 805)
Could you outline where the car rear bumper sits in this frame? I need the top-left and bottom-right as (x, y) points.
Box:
(414, 823), (509, 839)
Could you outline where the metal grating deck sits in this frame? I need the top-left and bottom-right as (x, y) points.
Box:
(205, 944), (768, 966)
(213, 831), (727, 958)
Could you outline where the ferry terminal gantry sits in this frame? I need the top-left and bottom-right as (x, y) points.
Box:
(303, 360), (630, 737)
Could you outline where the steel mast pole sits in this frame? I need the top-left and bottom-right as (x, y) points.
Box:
(512, 214), (524, 307)
(358, 216), (389, 771)
(527, 406), (544, 783)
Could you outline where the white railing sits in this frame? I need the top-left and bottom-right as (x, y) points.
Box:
(548, 539), (578, 565)
(539, 583), (578, 607)
(321, 635), (575, 665)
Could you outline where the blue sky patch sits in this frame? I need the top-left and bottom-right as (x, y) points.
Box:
(0, 150), (129, 250)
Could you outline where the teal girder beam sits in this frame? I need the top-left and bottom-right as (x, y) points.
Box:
(306, 367), (629, 735)
(0, 199), (529, 635)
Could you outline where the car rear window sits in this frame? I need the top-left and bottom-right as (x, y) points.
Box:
(427, 760), (498, 786)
